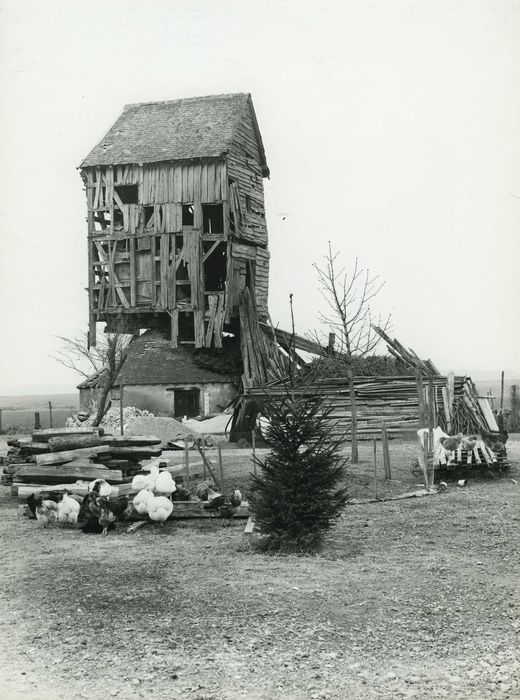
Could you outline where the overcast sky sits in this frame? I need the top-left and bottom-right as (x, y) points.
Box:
(0, 0), (519, 395)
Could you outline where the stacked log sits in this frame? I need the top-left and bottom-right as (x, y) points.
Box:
(245, 375), (498, 440)
(2, 428), (162, 492)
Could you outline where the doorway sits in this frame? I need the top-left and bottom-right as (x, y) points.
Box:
(174, 389), (200, 419)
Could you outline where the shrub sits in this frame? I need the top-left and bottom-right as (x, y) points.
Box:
(249, 383), (348, 554)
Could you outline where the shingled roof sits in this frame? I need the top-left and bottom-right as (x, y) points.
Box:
(81, 92), (268, 174)
(116, 333), (235, 386)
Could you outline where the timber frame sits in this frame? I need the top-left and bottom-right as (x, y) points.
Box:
(80, 93), (279, 387)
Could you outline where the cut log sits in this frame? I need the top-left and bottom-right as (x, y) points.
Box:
(36, 446), (111, 466)
(16, 482), (124, 500)
(13, 464), (123, 485)
(32, 427), (103, 443)
(48, 434), (107, 452)
(105, 435), (161, 447)
(105, 446), (162, 459)
(19, 442), (52, 455)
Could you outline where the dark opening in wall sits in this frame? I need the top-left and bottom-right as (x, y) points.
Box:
(174, 388), (200, 419)
(113, 206), (124, 231)
(178, 311), (195, 342)
(143, 206), (154, 228)
(182, 204), (194, 226)
(202, 204), (224, 234)
(115, 184), (138, 204)
(203, 242), (226, 292)
(93, 210), (111, 232)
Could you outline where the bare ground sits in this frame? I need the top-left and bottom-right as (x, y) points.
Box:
(0, 436), (519, 700)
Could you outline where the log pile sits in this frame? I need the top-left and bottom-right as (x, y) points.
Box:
(244, 375), (499, 440)
(1, 428), (162, 494)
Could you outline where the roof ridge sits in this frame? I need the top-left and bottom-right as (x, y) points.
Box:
(123, 93), (250, 110)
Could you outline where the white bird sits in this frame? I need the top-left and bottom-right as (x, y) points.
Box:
(131, 465), (160, 492)
(133, 488), (154, 515)
(147, 495), (174, 526)
(57, 492), (81, 525)
(154, 471), (176, 497)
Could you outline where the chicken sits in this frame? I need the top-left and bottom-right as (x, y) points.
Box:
(439, 433), (462, 452)
(131, 465), (160, 492)
(200, 487), (226, 510)
(218, 490), (243, 526)
(88, 478), (113, 497)
(147, 495), (173, 526)
(95, 495), (130, 536)
(79, 491), (103, 521)
(480, 428), (508, 453)
(27, 493), (60, 519)
(171, 486), (191, 502)
(34, 497), (59, 528)
(57, 492), (81, 526)
(196, 481), (211, 501)
(462, 435), (478, 451)
(154, 471), (176, 498)
(133, 488), (154, 515)
(81, 517), (116, 534)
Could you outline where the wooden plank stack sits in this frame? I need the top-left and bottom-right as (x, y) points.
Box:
(2, 427), (162, 494)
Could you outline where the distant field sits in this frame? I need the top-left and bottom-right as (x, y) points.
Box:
(0, 394), (78, 410)
(475, 379), (520, 410)
(0, 408), (76, 434)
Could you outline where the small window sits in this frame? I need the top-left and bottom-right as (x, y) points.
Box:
(115, 185), (138, 204)
(143, 206), (154, 228)
(174, 389), (200, 419)
(202, 204), (223, 234)
(182, 204), (194, 226)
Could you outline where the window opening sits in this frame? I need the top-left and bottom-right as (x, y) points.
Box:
(114, 184), (138, 204)
(93, 210), (111, 232)
(182, 204), (194, 226)
(202, 204), (224, 234)
(203, 242), (226, 292)
(178, 311), (195, 341)
(113, 206), (124, 231)
(143, 206), (154, 228)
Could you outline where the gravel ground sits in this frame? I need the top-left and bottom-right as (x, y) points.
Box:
(0, 436), (519, 700)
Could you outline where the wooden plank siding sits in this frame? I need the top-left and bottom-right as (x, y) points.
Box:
(83, 107), (270, 348)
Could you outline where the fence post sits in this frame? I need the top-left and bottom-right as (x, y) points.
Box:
(48, 401), (53, 429)
(34, 412), (41, 430)
(381, 422), (391, 480)
(252, 429), (257, 476)
(217, 442), (224, 485)
(0, 408), (2, 433)
(201, 435), (207, 480)
(120, 384), (124, 436)
(373, 438), (378, 499)
(184, 438), (190, 490)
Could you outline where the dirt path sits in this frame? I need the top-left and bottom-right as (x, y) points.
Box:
(0, 437), (519, 699)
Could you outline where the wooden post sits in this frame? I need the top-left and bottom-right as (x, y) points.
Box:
(34, 412), (41, 430)
(373, 438), (378, 499)
(500, 371), (505, 411)
(427, 379), (435, 485)
(327, 332), (335, 355)
(0, 408), (2, 433)
(120, 384), (124, 436)
(381, 422), (391, 480)
(184, 438), (190, 490)
(48, 401), (53, 429)
(348, 370), (358, 464)
(201, 435), (207, 480)
(422, 432), (430, 487)
(416, 369), (426, 426)
(252, 429), (257, 476)
(217, 442), (224, 485)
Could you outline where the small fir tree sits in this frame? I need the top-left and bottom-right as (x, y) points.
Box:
(249, 382), (349, 553)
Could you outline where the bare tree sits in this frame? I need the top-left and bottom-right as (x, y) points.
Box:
(54, 316), (134, 426)
(313, 242), (391, 463)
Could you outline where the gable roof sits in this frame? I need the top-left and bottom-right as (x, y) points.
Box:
(80, 92), (269, 175)
(116, 333), (235, 386)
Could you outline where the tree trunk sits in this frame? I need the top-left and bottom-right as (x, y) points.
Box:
(348, 370), (359, 464)
(93, 383), (112, 427)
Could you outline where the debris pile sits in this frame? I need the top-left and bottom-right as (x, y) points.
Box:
(2, 428), (162, 496)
